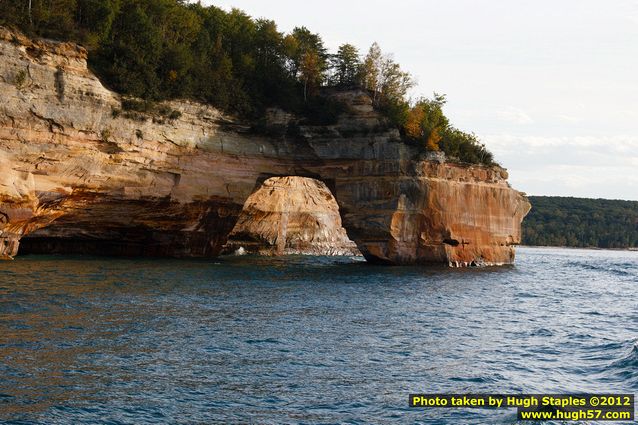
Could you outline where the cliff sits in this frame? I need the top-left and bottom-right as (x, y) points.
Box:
(0, 28), (530, 265)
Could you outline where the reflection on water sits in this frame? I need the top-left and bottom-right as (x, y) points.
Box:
(0, 248), (636, 424)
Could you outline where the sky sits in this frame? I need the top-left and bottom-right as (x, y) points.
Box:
(204, 0), (638, 201)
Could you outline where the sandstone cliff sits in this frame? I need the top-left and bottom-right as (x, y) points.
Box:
(222, 176), (360, 256)
(0, 28), (530, 265)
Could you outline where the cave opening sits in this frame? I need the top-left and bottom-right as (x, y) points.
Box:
(222, 176), (362, 257)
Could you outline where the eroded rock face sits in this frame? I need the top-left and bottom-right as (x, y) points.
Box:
(0, 28), (530, 265)
(223, 177), (360, 256)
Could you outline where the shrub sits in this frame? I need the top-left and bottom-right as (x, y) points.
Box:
(121, 98), (151, 112)
(122, 111), (147, 122)
(14, 69), (26, 88)
(168, 110), (182, 120)
(100, 128), (111, 142)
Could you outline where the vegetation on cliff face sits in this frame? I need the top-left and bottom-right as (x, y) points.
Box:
(0, 0), (494, 165)
(523, 196), (638, 249)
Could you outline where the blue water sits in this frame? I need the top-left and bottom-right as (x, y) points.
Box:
(0, 247), (636, 424)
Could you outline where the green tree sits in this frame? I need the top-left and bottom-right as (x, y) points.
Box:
(0, 0), (23, 27)
(76, 0), (119, 48)
(379, 56), (414, 104)
(288, 26), (328, 97)
(97, 1), (162, 99)
(251, 19), (296, 108)
(31, 0), (78, 38)
(332, 43), (360, 86)
(523, 197), (638, 249)
(440, 128), (494, 165)
(360, 42), (383, 103)
(359, 42), (414, 122)
(299, 50), (322, 101)
(155, 2), (201, 97)
(404, 94), (448, 145)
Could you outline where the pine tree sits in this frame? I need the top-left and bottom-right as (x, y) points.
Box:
(332, 43), (360, 86)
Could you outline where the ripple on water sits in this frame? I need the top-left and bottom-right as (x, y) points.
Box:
(0, 247), (636, 423)
(606, 341), (638, 388)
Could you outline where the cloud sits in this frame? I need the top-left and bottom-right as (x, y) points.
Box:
(557, 114), (583, 123)
(480, 133), (638, 200)
(495, 107), (534, 125)
(623, 0), (638, 23)
(509, 164), (638, 200)
(484, 134), (638, 154)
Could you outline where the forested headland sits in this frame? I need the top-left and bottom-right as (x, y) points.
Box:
(0, 0), (494, 165)
(523, 196), (638, 249)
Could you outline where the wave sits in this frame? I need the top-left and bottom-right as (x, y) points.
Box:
(607, 341), (638, 389)
(610, 342), (638, 369)
(565, 260), (637, 278)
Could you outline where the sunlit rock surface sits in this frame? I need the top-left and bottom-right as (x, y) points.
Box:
(0, 28), (530, 265)
(223, 177), (360, 256)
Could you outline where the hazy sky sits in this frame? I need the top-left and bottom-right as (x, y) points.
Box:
(205, 0), (638, 200)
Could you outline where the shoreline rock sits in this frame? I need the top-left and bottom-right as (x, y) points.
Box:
(0, 27), (530, 266)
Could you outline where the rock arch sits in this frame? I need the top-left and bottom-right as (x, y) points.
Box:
(0, 27), (531, 265)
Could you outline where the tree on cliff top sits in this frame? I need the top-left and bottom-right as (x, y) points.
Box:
(404, 94), (448, 150)
(286, 26), (328, 102)
(331, 43), (361, 87)
(359, 43), (414, 106)
(402, 94), (494, 164)
(0, 0), (497, 165)
(357, 42), (414, 128)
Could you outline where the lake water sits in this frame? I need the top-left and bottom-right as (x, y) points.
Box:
(0, 247), (636, 424)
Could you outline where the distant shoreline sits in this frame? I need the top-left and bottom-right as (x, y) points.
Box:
(522, 196), (638, 250)
(520, 245), (638, 252)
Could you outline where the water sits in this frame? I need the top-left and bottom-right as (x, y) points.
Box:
(0, 247), (636, 424)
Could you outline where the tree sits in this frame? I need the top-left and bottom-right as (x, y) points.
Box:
(427, 128), (442, 151)
(0, 0), (23, 27)
(290, 26), (327, 66)
(299, 50), (321, 101)
(359, 42), (414, 109)
(401, 94), (494, 162)
(76, 0), (119, 48)
(332, 43), (360, 86)
(286, 26), (328, 101)
(152, 2), (201, 97)
(360, 42), (383, 102)
(404, 94), (448, 151)
(440, 128), (494, 164)
(251, 19), (297, 109)
(97, 1), (163, 99)
(379, 56), (414, 103)
(30, 0), (78, 38)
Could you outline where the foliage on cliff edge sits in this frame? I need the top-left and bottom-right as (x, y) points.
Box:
(0, 0), (495, 165)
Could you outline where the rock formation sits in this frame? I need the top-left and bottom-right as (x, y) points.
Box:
(222, 176), (360, 256)
(0, 28), (530, 265)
